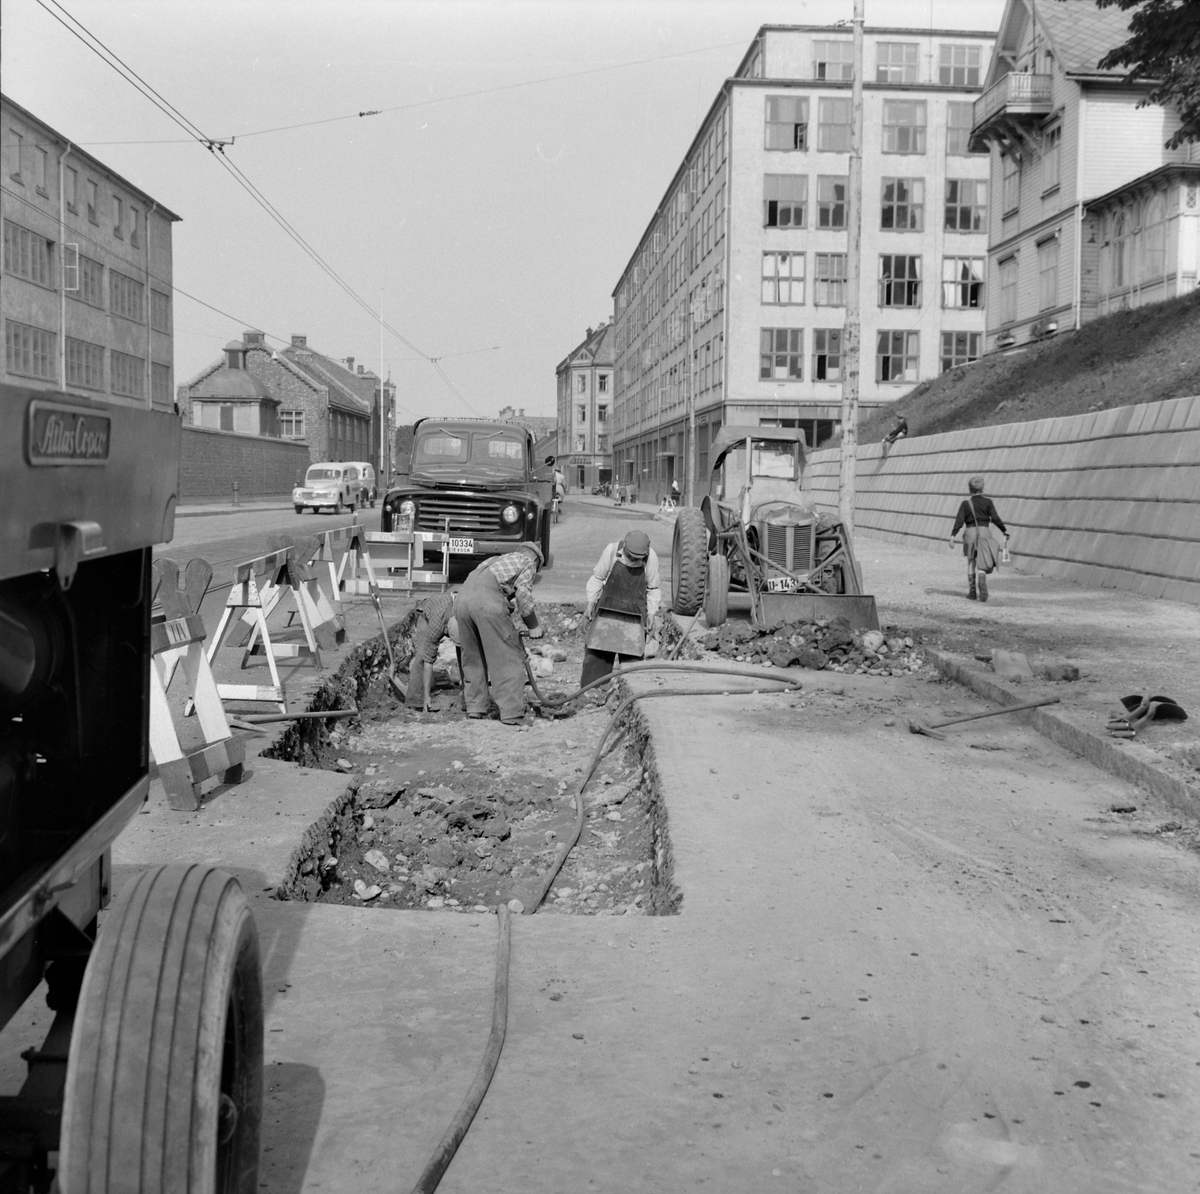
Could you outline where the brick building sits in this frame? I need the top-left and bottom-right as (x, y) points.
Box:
(555, 323), (613, 491)
(2, 93), (179, 408)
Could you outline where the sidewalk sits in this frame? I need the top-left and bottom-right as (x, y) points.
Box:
(176, 493), (295, 518)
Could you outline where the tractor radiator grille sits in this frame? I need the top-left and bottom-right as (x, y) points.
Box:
(416, 496), (503, 533)
(765, 522), (815, 575)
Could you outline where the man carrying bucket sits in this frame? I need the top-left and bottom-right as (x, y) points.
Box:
(580, 530), (661, 688)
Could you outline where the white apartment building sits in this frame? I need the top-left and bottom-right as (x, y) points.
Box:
(554, 322), (613, 491)
(611, 24), (994, 498)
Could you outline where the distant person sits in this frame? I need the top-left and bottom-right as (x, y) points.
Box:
(670, 478), (681, 507)
(580, 531), (661, 687)
(882, 413), (909, 456)
(455, 544), (544, 724)
(553, 466), (566, 501)
(949, 476), (1009, 603)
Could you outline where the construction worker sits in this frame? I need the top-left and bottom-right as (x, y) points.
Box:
(455, 543), (544, 724)
(404, 590), (459, 711)
(580, 529), (661, 688)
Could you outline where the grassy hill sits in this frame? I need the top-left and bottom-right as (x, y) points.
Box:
(855, 288), (1200, 445)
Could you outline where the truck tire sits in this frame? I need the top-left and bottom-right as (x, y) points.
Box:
(671, 506), (708, 616)
(704, 553), (730, 627)
(540, 514), (552, 570)
(60, 865), (264, 1194)
(293, 505), (303, 515)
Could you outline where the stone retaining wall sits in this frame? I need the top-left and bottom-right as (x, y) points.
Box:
(180, 425), (311, 499)
(803, 396), (1200, 606)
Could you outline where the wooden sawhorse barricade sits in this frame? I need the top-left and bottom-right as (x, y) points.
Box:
(149, 558), (246, 811)
(337, 526), (458, 597)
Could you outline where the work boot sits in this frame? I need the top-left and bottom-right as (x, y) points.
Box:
(978, 573), (989, 602)
(967, 576), (977, 600)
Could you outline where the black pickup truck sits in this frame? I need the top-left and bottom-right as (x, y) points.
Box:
(381, 418), (556, 567)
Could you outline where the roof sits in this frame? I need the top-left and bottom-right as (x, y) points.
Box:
(1034, 0), (1132, 78)
(189, 368), (274, 403)
(556, 323), (614, 373)
(278, 345), (372, 416)
(709, 425), (808, 469)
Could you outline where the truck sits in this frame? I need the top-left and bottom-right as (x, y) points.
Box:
(381, 418), (556, 568)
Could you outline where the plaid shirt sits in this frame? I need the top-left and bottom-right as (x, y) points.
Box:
(482, 550), (537, 619)
(412, 591), (455, 664)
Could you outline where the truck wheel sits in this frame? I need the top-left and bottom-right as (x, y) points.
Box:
(671, 506), (708, 615)
(293, 505), (303, 515)
(333, 497), (343, 515)
(704, 554), (730, 627)
(540, 515), (552, 570)
(60, 865), (264, 1194)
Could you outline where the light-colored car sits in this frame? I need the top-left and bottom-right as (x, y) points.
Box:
(341, 461), (377, 508)
(293, 463), (362, 514)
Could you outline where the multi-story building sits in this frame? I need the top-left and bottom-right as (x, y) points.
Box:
(181, 331), (395, 470)
(970, 0), (1199, 349)
(2, 94), (180, 409)
(555, 322), (613, 491)
(611, 24), (994, 498)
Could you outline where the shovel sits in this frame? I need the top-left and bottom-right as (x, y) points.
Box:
(909, 695), (1061, 739)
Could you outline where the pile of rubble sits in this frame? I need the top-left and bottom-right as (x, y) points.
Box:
(698, 617), (925, 676)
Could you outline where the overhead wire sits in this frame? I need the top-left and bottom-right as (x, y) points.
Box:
(34, 0), (478, 414)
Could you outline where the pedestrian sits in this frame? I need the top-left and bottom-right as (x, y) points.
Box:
(455, 543), (544, 723)
(670, 478), (680, 507)
(949, 476), (1009, 602)
(580, 530), (661, 687)
(404, 590), (459, 711)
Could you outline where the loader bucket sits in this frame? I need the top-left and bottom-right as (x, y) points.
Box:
(754, 592), (880, 631)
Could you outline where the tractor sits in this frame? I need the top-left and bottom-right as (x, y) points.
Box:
(670, 426), (879, 630)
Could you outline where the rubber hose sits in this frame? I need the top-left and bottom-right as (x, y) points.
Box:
(407, 902), (512, 1194)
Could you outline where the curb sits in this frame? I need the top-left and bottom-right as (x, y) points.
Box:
(176, 500), (294, 519)
(926, 648), (1200, 821)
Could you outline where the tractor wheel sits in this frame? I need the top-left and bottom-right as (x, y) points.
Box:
(704, 553), (730, 627)
(60, 865), (264, 1194)
(671, 506), (708, 615)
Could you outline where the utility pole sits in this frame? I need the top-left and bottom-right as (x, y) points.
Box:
(379, 293), (388, 482)
(686, 289), (696, 506)
(838, 0), (865, 540)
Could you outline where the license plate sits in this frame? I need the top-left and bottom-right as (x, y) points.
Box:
(448, 538), (474, 554)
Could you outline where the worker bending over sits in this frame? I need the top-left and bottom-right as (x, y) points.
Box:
(404, 590), (459, 711)
(581, 530), (660, 688)
(456, 543), (544, 724)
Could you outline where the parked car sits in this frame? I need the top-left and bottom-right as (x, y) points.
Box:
(293, 463), (363, 514)
(341, 461), (377, 508)
(381, 418), (555, 568)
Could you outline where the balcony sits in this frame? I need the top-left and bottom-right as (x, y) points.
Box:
(970, 72), (1053, 152)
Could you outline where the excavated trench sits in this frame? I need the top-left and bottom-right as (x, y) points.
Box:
(265, 606), (680, 916)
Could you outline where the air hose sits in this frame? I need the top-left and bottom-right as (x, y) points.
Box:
(405, 663), (801, 1192)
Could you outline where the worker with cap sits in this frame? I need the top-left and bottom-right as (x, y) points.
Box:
(455, 543), (544, 724)
(580, 529), (661, 688)
(404, 590), (460, 712)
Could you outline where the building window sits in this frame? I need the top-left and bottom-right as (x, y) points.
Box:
(882, 101), (926, 153)
(6, 320), (57, 380)
(941, 332), (982, 371)
(1141, 195), (1167, 281)
(130, 206), (141, 248)
(1042, 125), (1061, 192)
(87, 179), (98, 224)
(575, 434), (586, 453)
(575, 374), (586, 393)
(762, 251), (805, 304)
(817, 98), (851, 152)
(598, 404), (609, 422)
(3, 220), (53, 288)
(765, 96), (809, 150)
(813, 329), (842, 381)
(945, 179), (987, 231)
(598, 374), (609, 392)
(34, 147), (48, 193)
(1038, 238), (1059, 310)
(942, 256), (985, 308)
(881, 178), (924, 230)
(938, 44), (982, 87)
(763, 174), (807, 227)
(65, 166), (78, 210)
(111, 351), (146, 398)
(110, 271), (145, 321)
(813, 40), (854, 80)
(280, 410), (305, 437)
(151, 363), (171, 405)
(878, 255), (922, 307)
(814, 253), (847, 306)
(79, 255), (104, 307)
(8, 129), (23, 182)
(946, 102), (977, 155)
(151, 289), (170, 333)
(760, 328), (803, 381)
(876, 42), (919, 83)
(876, 331), (919, 382)
(999, 256), (1018, 323)
(817, 176), (847, 227)
(113, 195), (124, 238)
(66, 337), (105, 389)
(577, 404), (587, 423)
(1002, 154), (1020, 213)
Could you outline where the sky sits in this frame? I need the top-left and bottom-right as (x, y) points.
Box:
(5, 0), (1006, 422)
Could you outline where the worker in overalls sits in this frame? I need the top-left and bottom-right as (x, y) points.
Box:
(580, 530), (661, 688)
(456, 543), (544, 724)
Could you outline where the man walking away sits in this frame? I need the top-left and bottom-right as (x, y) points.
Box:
(949, 476), (1009, 602)
(456, 544), (544, 723)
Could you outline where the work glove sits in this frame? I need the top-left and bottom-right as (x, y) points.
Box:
(527, 625), (545, 640)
